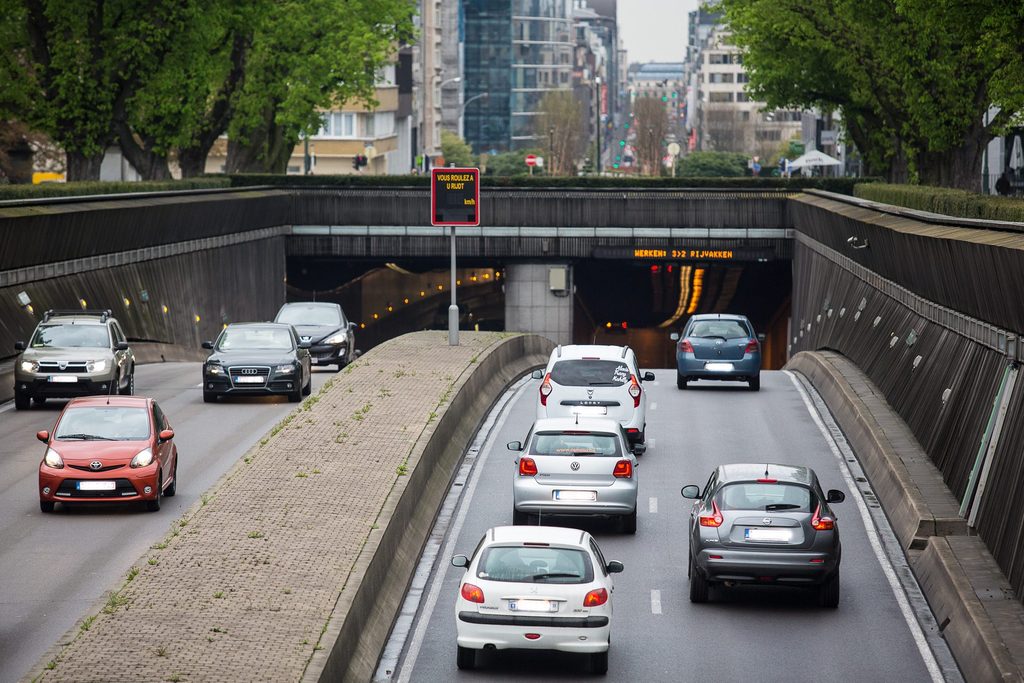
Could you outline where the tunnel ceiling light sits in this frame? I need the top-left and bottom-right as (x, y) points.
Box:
(25, 304), (34, 314)
(372, 313), (379, 319)
(123, 297), (131, 307)
(360, 323), (366, 328)
(403, 298), (409, 304)
(194, 314), (201, 323)
(420, 291), (426, 297)
(387, 305), (394, 312)
(79, 298), (88, 309)
(686, 269), (704, 315)
(162, 305), (169, 314)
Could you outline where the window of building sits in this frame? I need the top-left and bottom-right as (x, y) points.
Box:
(708, 53), (733, 65)
(363, 113), (375, 138)
(736, 92), (750, 102)
(741, 111), (750, 121)
(317, 112), (356, 138)
(374, 112), (395, 138)
(709, 91), (734, 102)
(737, 73), (750, 83)
(756, 129), (782, 141)
(708, 73), (734, 84)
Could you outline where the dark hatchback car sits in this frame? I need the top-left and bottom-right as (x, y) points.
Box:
(681, 463), (845, 607)
(201, 323), (312, 403)
(274, 302), (357, 371)
(671, 313), (762, 391)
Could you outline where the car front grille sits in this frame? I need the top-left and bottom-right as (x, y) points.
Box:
(67, 463), (125, 473)
(227, 366), (271, 376)
(55, 478), (138, 498)
(38, 361), (89, 373)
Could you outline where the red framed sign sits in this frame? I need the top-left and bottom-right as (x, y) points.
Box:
(431, 167), (480, 226)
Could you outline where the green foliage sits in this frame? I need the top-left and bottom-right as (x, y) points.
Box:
(854, 183), (1024, 222)
(676, 152), (749, 178)
(440, 131), (475, 168)
(534, 91), (586, 175)
(0, 178), (229, 201)
(481, 151), (538, 177)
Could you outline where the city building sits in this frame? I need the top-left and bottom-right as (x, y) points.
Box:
(628, 62), (687, 142)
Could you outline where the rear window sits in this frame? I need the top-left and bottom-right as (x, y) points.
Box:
(275, 304), (343, 326)
(688, 319), (750, 340)
(549, 360), (631, 387)
(530, 431), (622, 457)
(477, 545), (594, 583)
(716, 483), (812, 512)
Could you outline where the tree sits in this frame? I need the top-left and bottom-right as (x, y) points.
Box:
(632, 98), (670, 176)
(534, 91), (586, 175)
(676, 151), (749, 177)
(441, 131), (474, 167)
(484, 150), (537, 176)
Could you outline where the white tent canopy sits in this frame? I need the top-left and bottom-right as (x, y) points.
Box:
(789, 149), (842, 168)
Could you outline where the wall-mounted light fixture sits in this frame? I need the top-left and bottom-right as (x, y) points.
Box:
(846, 235), (870, 250)
(16, 291), (30, 307)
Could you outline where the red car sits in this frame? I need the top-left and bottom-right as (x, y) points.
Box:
(37, 396), (179, 513)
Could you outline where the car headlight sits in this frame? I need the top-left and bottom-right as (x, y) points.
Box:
(206, 363), (224, 375)
(130, 448), (154, 468)
(20, 360), (39, 373)
(44, 448), (64, 469)
(275, 364), (296, 375)
(323, 333), (348, 345)
(86, 359), (107, 373)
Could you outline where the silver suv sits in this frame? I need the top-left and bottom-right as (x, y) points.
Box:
(13, 309), (135, 410)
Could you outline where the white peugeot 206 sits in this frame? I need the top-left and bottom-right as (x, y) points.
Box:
(451, 525), (623, 674)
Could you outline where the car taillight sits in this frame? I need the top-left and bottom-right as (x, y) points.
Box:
(539, 373), (552, 406)
(699, 499), (724, 527)
(583, 588), (608, 607)
(461, 583), (485, 603)
(612, 459), (633, 478)
(811, 504), (834, 531)
(679, 339), (694, 353)
(519, 457), (538, 476)
(744, 339), (759, 354)
(628, 375), (641, 408)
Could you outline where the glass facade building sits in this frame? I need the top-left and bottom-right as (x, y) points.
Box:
(464, 0), (574, 153)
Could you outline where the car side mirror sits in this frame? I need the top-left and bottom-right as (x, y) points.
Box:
(506, 441), (522, 451)
(606, 560), (624, 574)
(632, 443), (647, 456)
(115, 341), (129, 351)
(827, 489), (845, 504)
(349, 322), (357, 330)
(643, 371), (655, 382)
(530, 369), (543, 380)
(757, 333), (766, 343)
(451, 554), (469, 568)
(353, 349), (362, 358)
(669, 333), (680, 341)
(159, 429), (175, 442)
(298, 341), (312, 349)
(15, 341), (26, 351)
(202, 341), (214, 350)
(36, 430), (49, 443)
(681, 485), (700, 499)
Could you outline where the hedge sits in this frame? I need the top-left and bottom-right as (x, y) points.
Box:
(853, 183), (1024, 223)
(0, 177), (231, 202)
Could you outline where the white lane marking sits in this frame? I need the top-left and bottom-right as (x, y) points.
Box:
(650, 589), (662, 614)
(650, 402), (658, 410)
(194, 382), (203, 388)
(649, 497), (658, 514)
(0, 401), (14, 414)
(652, 381), (660, 386)
(393, 379), (531, 683)
(648, 438), (655, 449)
(785, 371), (945, 683)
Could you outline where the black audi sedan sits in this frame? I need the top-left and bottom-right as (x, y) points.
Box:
(201, 323), (312, 403)
(274, 302), (357, 371)
(681, 463), (845, 607)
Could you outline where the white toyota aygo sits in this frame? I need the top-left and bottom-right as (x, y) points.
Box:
(452, 525), (623, 674)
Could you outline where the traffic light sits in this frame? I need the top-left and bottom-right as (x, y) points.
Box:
(352, 154), (368, 170)
(619, 139), (626, 147)
(352, 155), (360, 170)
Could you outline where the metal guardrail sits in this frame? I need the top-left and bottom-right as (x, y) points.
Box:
(0, 185), (282, 209)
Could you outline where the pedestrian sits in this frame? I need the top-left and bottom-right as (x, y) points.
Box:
(996, 170), (1011, 196)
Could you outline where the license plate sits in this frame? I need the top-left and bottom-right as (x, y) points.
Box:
(234, 376), (265, 384)
(78, 481), (116, 491)
(705, 362), (735, 372)
(508, 599), (556, 612)
(572, 406), (607, 416)
(554, 490), (597, 502)
(745, 528), (792, 542)
(48, 375), (78, 383)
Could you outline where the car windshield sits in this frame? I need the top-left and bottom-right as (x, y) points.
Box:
(477, 545), (594, 583)
(530, 431), (621, 456)
(549, 360), (631, 387)
(275, 305), (343, 327)
(717, 482), (812, 512)
(216, 327), (294, 351)
(688, 320), (749, 340)
(31, 324), (109, 349)
(55, 406), (150, 441)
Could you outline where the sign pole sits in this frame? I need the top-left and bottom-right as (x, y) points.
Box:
(430, 167), (480, 347)
(449, 225), (458, 346)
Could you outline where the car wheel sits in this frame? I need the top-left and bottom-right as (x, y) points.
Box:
(818, 569), (840, 608)
(587, 650), (608, 675)
(302, 373), (312, 396)
(456, 645), (477, 670)
(621, 509), (637, 535)
(748, 375), (760, 392)
(288, 382), (302, 402)
(512, 508), (529, 525)
(677, 373), (688, 390)
(333, 363), (345, 373)
(14, 391), (30, 410)
(203, 391), (218, 404)
(40, 500), (55, 513)
(120, 368), (135, 395)
(689, 556), (709, 603)
(164, 459), (177, 497)
(32, 396), (47, 406)
(146, 474), (162, 512)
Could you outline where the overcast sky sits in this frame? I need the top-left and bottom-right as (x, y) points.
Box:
(617, 0), (700, 65)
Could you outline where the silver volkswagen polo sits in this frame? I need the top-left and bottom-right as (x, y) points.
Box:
(509, 417), (642, 534)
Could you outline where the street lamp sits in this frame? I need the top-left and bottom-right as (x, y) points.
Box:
(594, 76), (602, 175)
(458, 92), (489, 139)
(422, 76), (463, 168)
(548, 126), (555, 175)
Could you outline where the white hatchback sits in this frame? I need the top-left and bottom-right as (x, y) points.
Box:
(452, 525), (623, 674)
(533, 345), (655, 443)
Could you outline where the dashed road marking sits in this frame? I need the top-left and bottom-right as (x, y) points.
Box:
(650, 402), (658, 410)
(648, 438), (655, 449)
(649, 497), (658, 514)
(650, 589), (662, 614)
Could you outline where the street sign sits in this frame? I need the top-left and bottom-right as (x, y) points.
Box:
(431, 167), (480, 226)
(525, 154), (538, 167)
(667, 142), (681, 156)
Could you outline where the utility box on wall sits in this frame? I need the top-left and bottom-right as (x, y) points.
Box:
(549, 266), (569, 295)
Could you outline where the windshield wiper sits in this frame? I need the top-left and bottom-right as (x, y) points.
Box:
(533, 572), (581, 581)
(587, 381), (619, 386)
(765, 503), (802, 511)
(58, 433), (115, 441)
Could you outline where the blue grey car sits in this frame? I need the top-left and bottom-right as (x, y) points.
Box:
(672, 313), (762, 391)
(681, 463), (845, 607)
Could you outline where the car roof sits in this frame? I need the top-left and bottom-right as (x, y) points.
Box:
(531, 417), (624, 433)
(279, 302), (340, 309)
(688, 313), (750, 322)
(485, 525), (590, 547)
(717, 463), (814, 486)
(41, 316), (108, 325)
(550, 345), (631, 361)
(66, 396), (151, 409)
(226, 322), (294, 329)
